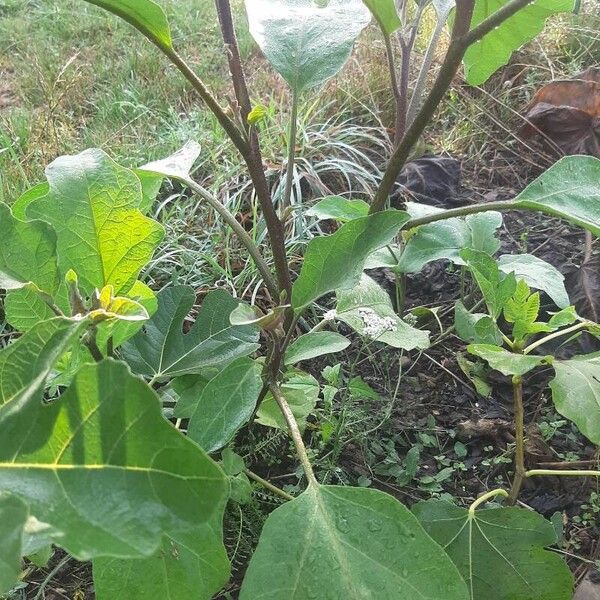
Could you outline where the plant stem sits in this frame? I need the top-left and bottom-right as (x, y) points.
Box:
(383, 33), (404, 144)
(160, 24), (292, 299)
(33, 554), (71, 600)
(214, 0), (253, 129)
(282, 90), (299, 212)
(269, 383), (317, 487)
(468, 488), (509, 516)
(508, 376), (525, 505)
(523, 321), (590, 354)
(213, 0), (292, 299)
(526, 469), (600, 478)
(406, 17), (447, 127)
(244, 468), (294, 501)
(184, 178), (279, 299)
(162, 47), (249, 156)
(371, 0), (534, 212)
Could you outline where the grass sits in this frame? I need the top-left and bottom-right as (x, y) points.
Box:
(0, 0), (243, 200)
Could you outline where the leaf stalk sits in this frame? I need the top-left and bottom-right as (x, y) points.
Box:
(269, 382), (317, 487)
(468, 489), (509, 516)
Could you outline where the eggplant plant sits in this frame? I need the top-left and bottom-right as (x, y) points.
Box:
(1, 0), (599, 598)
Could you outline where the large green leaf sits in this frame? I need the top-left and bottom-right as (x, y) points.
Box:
(498, 254), (569, 309)
(463, 0), (574, 86)
(245, 0), (371, 93)
(26, 149), (164, 296)
(240, 484), (469, 599)
(0, 359), (228, 560)
(468, 344), (550, 376)
(84, 0), (174, 51)
(0, 494), (28, 595)
(362, 0), (401, 34)
(285, 331), (350, 365)
(0, 203), (62, 330)
(398, 205), (502, 273)
(122, 286), (259, 381)
(187, 357), (263, 453)
(0, 203), (58, 293)
(292, 210), (409, 311)
(550, 353), (600, 444)
(93, 522), (229, 600)
(512, 156), (600, 237)
(413, 500), (573, 600)
(336, 274), (430, 350)
(0, 317), (87, 406)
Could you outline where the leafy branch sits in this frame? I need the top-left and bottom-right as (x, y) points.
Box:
(371, 0), (536, 213)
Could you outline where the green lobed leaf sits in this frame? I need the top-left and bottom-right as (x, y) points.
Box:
(461, 249), (517, 319)
(0, 317), (87, 407)
(285, 331), (350, 365)
(0, 494), (28, 595)
(256, 370), (319, 430)
(245, 0), (371, 93)
(83, 0), (174, 51)
(454, 301), (503, 345)
(398, 205), (502, 273)
(11, 182), (49, 220)
(240, 484), (469, 599)
(498, 254), (569, 309)
(26, 148), (164, 297)
(512, 156), (600, 237)
(413, 500), (573, 600)
(336, 274), (430, 350)
(0, 203), (58, 293)
(463, 0), (574, 86)
(292, 210), (409, 311)
(362, 0), (401, 34)
(306, 196), (370, 222)
(0, 202), (62, 330)
(172, 375), (211, 419)
(468, 344), (551, 376)
(187, 357), (263, 453)
(0, 359), (228, 560)
(122, 286), (259, 381)
(93, 521), (229, 600)
(548, 306), (578, 330)
(550, 353), (600, 444)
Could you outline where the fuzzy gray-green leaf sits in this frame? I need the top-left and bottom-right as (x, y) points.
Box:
(245, 0), (371, 93)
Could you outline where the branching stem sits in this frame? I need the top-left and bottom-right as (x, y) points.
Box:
(371, 0), (534, 212)
(383, 33), (404, 144)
